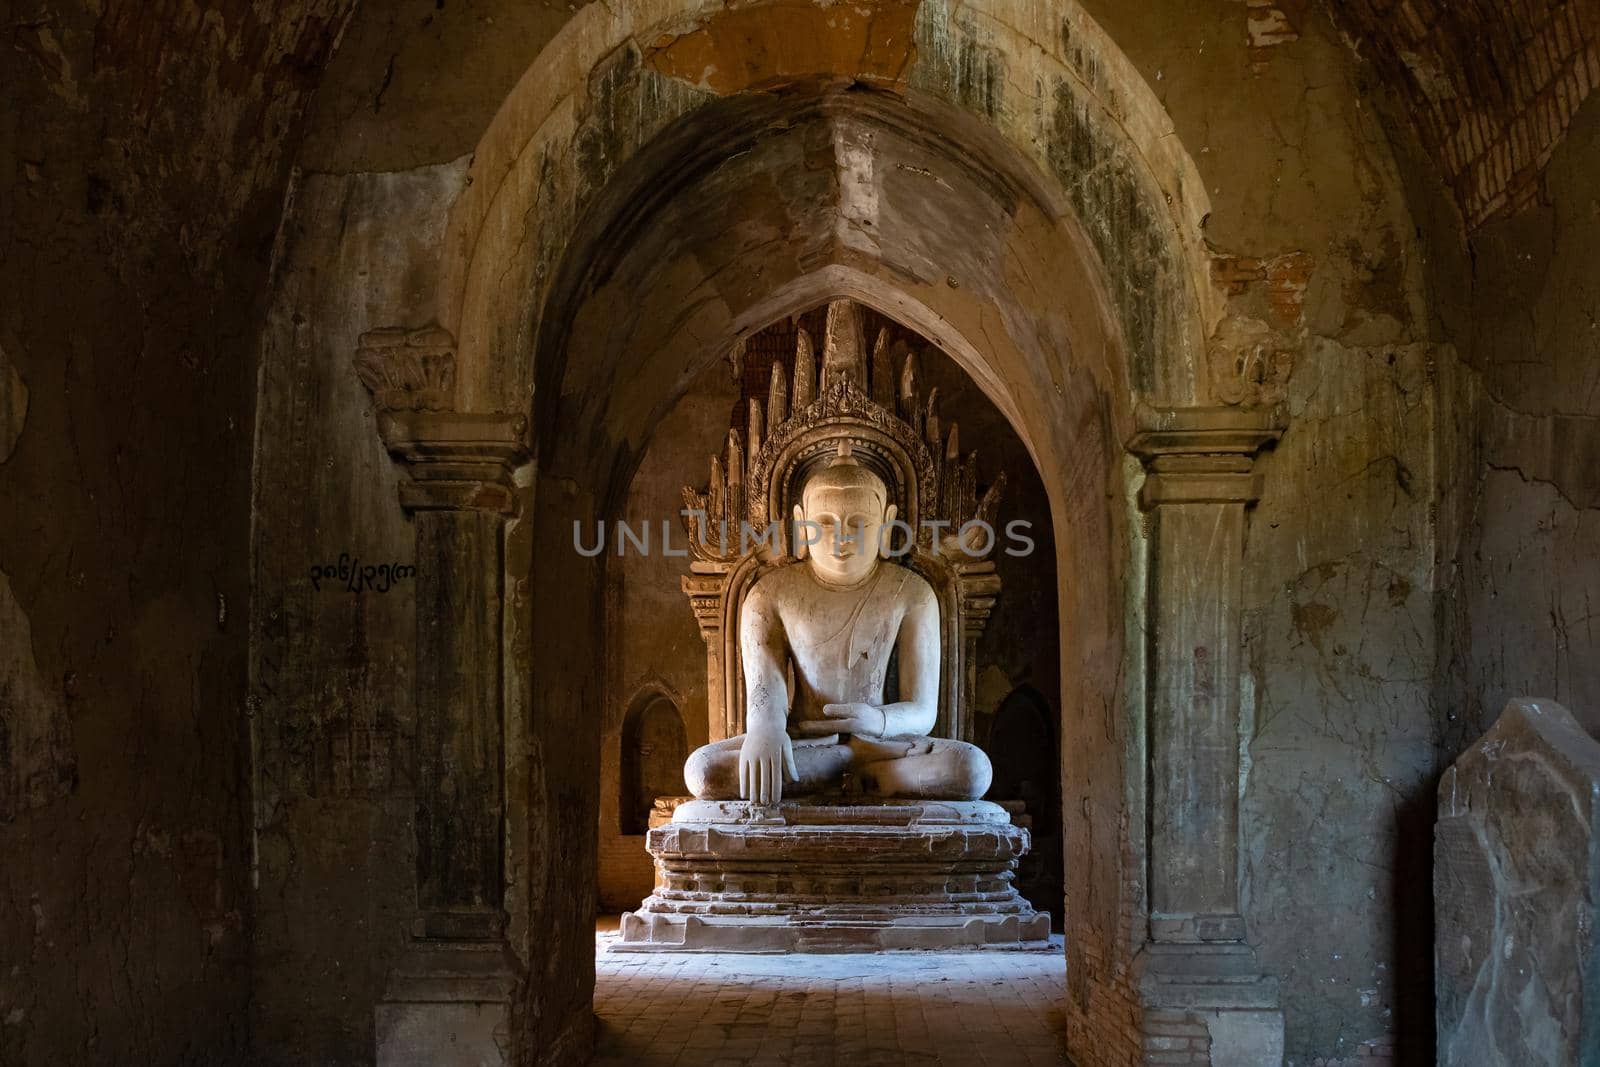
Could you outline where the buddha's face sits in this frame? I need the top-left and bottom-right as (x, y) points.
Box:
(796, 477), (896, 587)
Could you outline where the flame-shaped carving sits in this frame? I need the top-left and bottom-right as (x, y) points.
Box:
(767, 362), (788, 426)
(792, 330), (816, 410)
(726, 429), (744, 537)
(682, 298), (1007, 742)
(747, 398), (764, 457)
(820, 300), (867, 393)
(682, 299), (1003, 567)
(870, 328), (895, 407)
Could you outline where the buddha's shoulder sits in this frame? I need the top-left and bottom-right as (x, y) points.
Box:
(747, 563), (808, 599)
(880, 562), (937, 603)
(748, 562), (934, 601)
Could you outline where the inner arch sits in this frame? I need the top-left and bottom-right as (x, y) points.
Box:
(529, 86), (1136, 505)
(517, 78), (1139, 1061)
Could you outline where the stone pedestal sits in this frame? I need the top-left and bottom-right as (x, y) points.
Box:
(374, 944), (518, 1067)
(615, 799), (1051, 952)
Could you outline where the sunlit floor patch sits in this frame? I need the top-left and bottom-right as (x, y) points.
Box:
(593, 920), (1070, 1066)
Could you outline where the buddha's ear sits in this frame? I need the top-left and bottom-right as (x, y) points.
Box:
(792, 503), (808, 560)
(880, 503), (899, 559)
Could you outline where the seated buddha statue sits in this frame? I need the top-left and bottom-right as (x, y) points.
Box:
(684, 444), (993, 805)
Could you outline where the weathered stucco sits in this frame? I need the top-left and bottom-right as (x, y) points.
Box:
(1, 1), (355, 1062)
(248, 163), (464, 1061)
(1449, 93), (1600, 750)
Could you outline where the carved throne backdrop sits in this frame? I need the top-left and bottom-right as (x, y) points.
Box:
(681, 298), (1004, 745)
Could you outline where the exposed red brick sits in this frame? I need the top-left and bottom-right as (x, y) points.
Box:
(1328, 0), (1599, 230)
(1210, 251), (1317, 326)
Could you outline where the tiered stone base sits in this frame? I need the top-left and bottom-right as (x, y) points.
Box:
(615, 799), (1052, 952)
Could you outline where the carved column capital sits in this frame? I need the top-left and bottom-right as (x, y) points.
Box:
(681, 573), (726, 641)
(355, 325), (457, 413)
(355, 327), (530, 514)
(376, 410), (531, 514)
(1127, 405), (1284, 507)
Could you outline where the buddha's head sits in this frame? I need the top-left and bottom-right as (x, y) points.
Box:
(794, 441), (897, 586)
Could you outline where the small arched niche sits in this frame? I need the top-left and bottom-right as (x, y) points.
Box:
(619, 691), (689, 836)
(985, 684), (1063, 928)
(987, 684), (1057, 801)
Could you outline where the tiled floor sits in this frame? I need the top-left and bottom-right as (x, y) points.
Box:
(592, 920), (1070, 1066)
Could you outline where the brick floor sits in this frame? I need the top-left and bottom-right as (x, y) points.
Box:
(592, 920), (1071, 1066)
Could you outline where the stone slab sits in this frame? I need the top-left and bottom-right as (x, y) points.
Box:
(1436, 698), (1600, 1067)
(669, 797), (1018, 826)
(1203, 1009), (1285, 1067)
(614, 910), (1052, 953)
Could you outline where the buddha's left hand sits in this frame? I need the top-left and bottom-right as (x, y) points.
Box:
(795, 702), (888, 739)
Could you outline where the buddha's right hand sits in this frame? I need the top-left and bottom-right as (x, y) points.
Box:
(738, 726), (799, 805)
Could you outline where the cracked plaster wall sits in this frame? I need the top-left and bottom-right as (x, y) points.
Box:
(1101, 4), (1447, 1061)
(1352, 35), (1600, 1065)
(1445, 92), (1600, 753)
(247, 163), (464, 1063)
(1410, 92), (1600, 1062)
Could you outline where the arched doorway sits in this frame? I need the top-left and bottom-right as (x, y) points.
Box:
(511, 81), (1145, 1051)
(362, 3), (1283, 1061)
(618, 692), (688, 837)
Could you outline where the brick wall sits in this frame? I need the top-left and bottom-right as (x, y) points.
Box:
(1063, 807), (1146, 1065)
(597, 832), (656, 913)
(1330, 0), (1600, 228)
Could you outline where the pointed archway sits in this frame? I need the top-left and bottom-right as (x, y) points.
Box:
(352, 4), (1286, 1062)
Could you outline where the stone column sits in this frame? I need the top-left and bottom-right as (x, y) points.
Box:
(682, 570), (731, 741)
(954, 563), (1001, 742)
(356, 328), (529, 1065)
(395, 417), (524, 939)
(1128, 406), (1285, 1066)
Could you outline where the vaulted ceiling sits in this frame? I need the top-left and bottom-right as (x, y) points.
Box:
(12, 0), (1596, 265)
(1325, 0), (1599, 230)
(11, 0), (358, 271)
